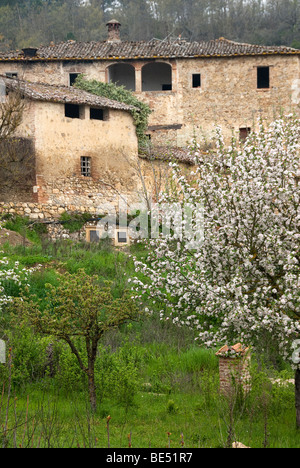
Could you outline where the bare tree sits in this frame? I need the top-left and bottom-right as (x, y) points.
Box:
(0, 90), (25, 143)
(0, 88), (35, 201)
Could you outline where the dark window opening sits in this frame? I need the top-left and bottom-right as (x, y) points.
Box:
(192, 74), (201, 88)
(239, 127), (251, 142)
(69, 73), (80, 86)
(65, 103), (81, 119)
(90, 108), (105, 121)
(81, 156), (91, 177)
(257, 67), (270, 89)
(162, 84), (172, 91)
(118, 231), (128, 243)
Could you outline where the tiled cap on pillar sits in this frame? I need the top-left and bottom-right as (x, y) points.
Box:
(216, 343), (251, 395)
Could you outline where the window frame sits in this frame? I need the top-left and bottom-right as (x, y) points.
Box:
(69, 73), (80, 87)
(65, 103), (84, 119)
(257, 66), (270, 89)
(90, 107), (109, 121)
(192, 73), (201, 89)
(80, 156), (92, 177)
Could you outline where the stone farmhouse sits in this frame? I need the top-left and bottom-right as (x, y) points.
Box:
(0, 75), (140, 218)
(0, 20), (299, 149)
(0, 20), (299, 225)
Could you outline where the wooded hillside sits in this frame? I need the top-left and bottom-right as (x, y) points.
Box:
(0, 0), (299, 50)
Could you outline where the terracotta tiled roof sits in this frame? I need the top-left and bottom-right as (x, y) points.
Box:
(0, 38), (298, 61)
(0, 76), (137, 111)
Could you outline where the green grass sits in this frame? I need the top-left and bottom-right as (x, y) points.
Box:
(1, 352), (299, 448)
(0, 239), (299, 448)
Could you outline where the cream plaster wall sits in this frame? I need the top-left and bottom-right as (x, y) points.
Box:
(14, 98), (141, 209)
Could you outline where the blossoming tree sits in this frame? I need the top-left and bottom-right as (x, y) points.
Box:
(132, 115), (300, 427)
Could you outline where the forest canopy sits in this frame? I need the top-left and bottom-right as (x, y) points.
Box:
(0, 0), (299, 51)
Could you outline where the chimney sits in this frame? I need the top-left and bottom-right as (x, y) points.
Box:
(106, 19), (121, 42)
(22, 47), (38, 58)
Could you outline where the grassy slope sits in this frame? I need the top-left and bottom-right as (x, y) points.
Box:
(0, 238), (298, 448)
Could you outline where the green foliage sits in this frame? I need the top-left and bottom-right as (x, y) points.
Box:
(0, 327), (53, 387)
(2, 214), (47, 244)
(74, 75), (151, 149)
(0, 240), (299, 446)
(59, 211), (93, 233)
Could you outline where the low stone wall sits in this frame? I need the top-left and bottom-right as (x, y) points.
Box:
(0, 201), (115, 220)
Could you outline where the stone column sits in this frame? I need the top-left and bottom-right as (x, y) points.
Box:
(216, 343), (251, 396)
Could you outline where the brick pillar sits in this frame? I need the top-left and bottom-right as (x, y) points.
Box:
(216, 343), (251, 395)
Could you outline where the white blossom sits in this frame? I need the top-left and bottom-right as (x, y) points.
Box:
(131, 115), (300, 369)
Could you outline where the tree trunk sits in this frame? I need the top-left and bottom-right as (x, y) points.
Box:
(87, 339), (98, 413)
(88, 368), (97, 413)
(296, 369), (300, 429)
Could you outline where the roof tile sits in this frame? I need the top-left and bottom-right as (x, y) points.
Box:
(0, 38), (298, 61)
(0, 76), (137, 112)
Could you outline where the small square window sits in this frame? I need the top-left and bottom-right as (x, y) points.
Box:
(118, 231), (128, 243)
(192, 74), (201, 88)
(69, 73), (80, 86)
(90, 108), (105, 120)
(81, 156), (91, 177)
(239, 127), (251, 142)
(65, 103), (82, 119)
(257, 67), (270, 89)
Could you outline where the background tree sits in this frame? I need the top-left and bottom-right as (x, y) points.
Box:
(13, 269), (140, 412)
(0, 0), (299, 49)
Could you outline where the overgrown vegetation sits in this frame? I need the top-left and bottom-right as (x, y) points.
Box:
(0, 236), (298, 448)
(74, 75), (151, 149)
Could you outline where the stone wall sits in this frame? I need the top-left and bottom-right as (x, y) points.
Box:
(0, 54), (298, 148)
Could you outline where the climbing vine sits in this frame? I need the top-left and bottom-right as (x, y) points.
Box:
(75, 75), (151, 150)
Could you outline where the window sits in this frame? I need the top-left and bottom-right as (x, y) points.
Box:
(90, 108), (105, 121)
(142, 62), (172, 92)
(257, 67), (270, 89)
(192, 74), (201, 88)
(114, 228), (130, 246)
(6, 72), (18, 79)
(118, 231), (128, 243)
(239, 127), (251, 142)
(65, 103), (83, 119)
(89, 230), (100, 242)
(81, 157), (91, 177)
(108, 63), (136, 91)
(69, 73), (80, 86)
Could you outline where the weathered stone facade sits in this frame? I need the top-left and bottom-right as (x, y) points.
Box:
(0, 78), (143, 216)
(0, 25), (299, 148)
(0, 22), (299, 220)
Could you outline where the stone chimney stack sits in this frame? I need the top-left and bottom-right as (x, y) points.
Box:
(106, 19), (121, 42)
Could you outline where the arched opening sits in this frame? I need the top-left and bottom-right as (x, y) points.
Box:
(108, 63), (136, 91)
(142, 62), (172, 92)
